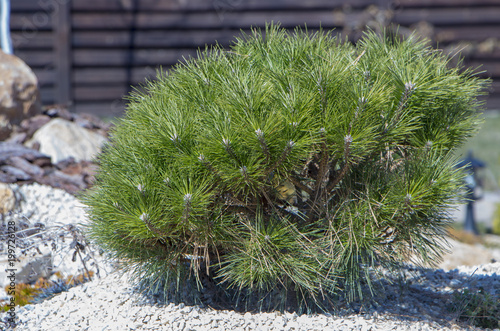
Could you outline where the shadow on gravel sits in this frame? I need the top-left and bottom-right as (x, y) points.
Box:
(129, 263), (500, 330)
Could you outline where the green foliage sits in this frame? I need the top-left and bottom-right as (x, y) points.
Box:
(450, 288), (500, 329)
(493, 203), (500, 235)
(82, 24), (489, 311)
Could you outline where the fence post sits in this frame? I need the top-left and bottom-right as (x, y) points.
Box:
(53, 1), (71, 107)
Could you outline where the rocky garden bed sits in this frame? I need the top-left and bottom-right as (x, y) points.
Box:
(0, 109), (499, 331)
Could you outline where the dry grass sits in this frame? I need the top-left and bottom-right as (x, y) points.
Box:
(446, 227), (483, 245)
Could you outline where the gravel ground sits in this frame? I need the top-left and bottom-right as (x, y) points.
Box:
(1, 183), (500, 330)
(4, 262), (500, 330)
(0, 183), (110, 293)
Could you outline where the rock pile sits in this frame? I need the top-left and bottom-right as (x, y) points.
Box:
(0, 107), (112, 308)
(0, 107), (111, 195)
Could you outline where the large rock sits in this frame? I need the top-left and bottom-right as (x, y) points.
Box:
(25, 118), (108, 163)
(0, 51), (42, 140)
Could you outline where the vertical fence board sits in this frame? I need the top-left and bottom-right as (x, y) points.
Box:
(53, 1), (71, 106)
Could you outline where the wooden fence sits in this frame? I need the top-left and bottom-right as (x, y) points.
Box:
(10, 0), (500, 116)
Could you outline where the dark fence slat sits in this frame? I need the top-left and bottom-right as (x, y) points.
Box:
(468, 61), (500, 78)
(14, 50), (53, 67)
(32, 68), (56, 87)
(397, 0), (500, 7)
(71, 0), (378, 12)
(73, 86), (130, 101)
(73, 67), (159, 84)
(468, 49), (500, 61)
(11, 31), (53, 49)
(393, 7), (500, 26)
(486, 81), (500, 110)
(485, 95), (500, 110)
(11, 0), (57, 11)
(434, 26), (500, 43)
(73, 49), (198, 67)
(72, 12), (341, 30)
(39, 87), (54, 104)
(72, 30), (241, 48)
(10, 13), (53, 31)
(73, 102), (126, 116)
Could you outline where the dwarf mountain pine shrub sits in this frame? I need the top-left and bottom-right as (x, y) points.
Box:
(82, 25), (489, 311)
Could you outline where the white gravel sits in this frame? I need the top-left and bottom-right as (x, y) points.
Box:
(7, 271), (470, 331)
(0, 183), (110, 289)
(3, 182), (88, 226)
(1, 183), (500, 330)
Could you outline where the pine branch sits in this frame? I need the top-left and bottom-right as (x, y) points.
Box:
(393, 81), (416, 124)
(139, 213), (168, 237)
(265, 140), (295, 176)
(312, 130), (330, 204)
(326, 135), (352, 193)
(182, 193), (192, 224)
(222, 138), (239, 162)
(255, 129), (271, 162)
(199, 154), (222, 179)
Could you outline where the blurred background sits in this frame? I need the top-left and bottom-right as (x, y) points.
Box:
(10, 0), (500, 116)
(6, 0), (500, 240)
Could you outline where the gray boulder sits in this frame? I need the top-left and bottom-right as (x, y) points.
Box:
(0, 51), (42, 140)
(25, 118), (108, 163)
